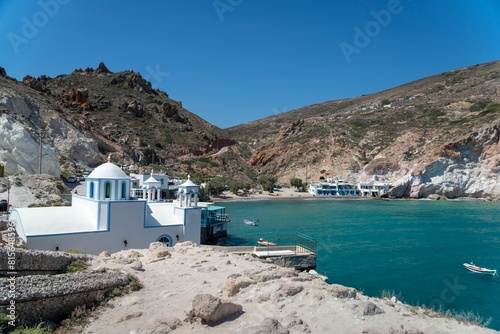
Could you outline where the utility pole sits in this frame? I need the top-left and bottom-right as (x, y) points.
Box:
(305, 162), (308, 185)
(38, 130), (42, 174)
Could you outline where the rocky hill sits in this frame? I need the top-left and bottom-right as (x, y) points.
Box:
(228, 60), (500, 200)
(1, 60), (500, 200)
(0, 63), (243, 179)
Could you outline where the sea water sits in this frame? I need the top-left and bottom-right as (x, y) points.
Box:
(217, 198), (500, 330)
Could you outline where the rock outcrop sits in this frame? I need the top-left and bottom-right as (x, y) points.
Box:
(22, 75), (48, 93)
(0, 174), (71, 208)
(190, 294), (242, 323)
(387, 124), (500, 200)
(95, 62), (112, 74)
(0, 114), (60, 176)
(356, 301), (385, 316)
(0, 84), (101, 173)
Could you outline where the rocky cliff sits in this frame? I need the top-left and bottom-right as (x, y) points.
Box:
(406, 124), (500, 199)
(0, 67), (101, 176)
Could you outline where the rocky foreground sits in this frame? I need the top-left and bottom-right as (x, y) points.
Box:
(77, 242), (496, 334)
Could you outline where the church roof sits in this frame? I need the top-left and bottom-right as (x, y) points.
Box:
(87, 162), (128, 179)
(180, 178), (197, 188)
(144, 176), (161, 184)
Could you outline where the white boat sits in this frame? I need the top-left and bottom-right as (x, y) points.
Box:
(257, 238), (276, 246)
(244, 219), (257, 226)
(463, 263), (497, 276)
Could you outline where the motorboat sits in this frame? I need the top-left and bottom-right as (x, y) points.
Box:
(463, 262), (497, 276)
(244, 219), (257, 226)
(257, 238), (276, 246)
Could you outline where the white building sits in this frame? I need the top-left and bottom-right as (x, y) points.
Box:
(357, 182), (391, 197)
(308, 180), (358, 196)
(9, 161), (202, 254)
(129, 172), (172, 200)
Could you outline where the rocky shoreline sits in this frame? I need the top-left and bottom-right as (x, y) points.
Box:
(2, 242), (493, 333)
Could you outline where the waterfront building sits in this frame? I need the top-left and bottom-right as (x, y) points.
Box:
(308, 178), (391, 197)
(308, 179), (358, 196)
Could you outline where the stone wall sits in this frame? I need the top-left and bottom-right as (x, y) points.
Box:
(261, 254), (316, 271)
(0, 248), (91, 276)
(0, 272), (129, 325)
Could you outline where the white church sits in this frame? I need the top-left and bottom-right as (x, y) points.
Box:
(10, 161), (203, 254)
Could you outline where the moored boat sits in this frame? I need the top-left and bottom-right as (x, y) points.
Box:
(244, 219), (257, 226)
(257, 238), (276, 246)
(463, 262), (497, 276)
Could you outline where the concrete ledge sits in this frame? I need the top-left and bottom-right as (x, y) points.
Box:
(0, 272), (129, 325)
(0, 248), (91, 276)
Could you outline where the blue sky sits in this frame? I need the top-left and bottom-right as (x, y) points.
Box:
(0, 1), (499, 128)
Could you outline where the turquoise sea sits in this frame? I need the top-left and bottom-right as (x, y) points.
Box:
(216, 198), (500, 330)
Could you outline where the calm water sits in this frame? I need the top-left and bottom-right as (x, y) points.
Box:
(217, 198), (500, 330)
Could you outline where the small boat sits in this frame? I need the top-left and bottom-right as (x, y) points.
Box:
(257, 238), (276, 246)
(244, 219), (257, 226)
(463, 262), (497, 276)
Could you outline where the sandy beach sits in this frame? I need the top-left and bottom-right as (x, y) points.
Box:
(211, 187), (316, 203)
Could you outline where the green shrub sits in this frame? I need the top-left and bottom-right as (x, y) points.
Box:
(380, 289), (403, 301)
(469, 100), (491, 112)
(106, 287), (123, 298)
(244, 169), (257, 181)
(480, 103), (500, 116)
(127, 274), (143, 291)
(28, 203), (49, 208)
(0, 312), (9, 333)
(65, 249), (88, 255)
(428, 109), (445, 119)
(9, 323), (53, 334)
(64, 259), (87, 273)
(105, 275), (142, 299)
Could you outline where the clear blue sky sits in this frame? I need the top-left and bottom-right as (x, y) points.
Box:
(1, 1), (499, 128)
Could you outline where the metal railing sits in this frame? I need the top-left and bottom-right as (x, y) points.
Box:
(295, 233), (316, 254)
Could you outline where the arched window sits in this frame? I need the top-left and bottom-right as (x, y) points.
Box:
(89, 182), (95, 199)
(105, 182), (111, 199)
(121, 181), (127, 199)
(157, 235), (172, 247)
